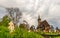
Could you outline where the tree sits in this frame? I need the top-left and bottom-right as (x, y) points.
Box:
(30, 25), (35, 31)
(56, 27), (59, 30)
(50, 25), (54, 32)
(6, 8), (22, 27)
(0, 15), (11, 27)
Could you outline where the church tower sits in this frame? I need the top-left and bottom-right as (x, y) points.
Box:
(38, 15), (41, 26)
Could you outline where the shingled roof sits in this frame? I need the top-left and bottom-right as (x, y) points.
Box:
(42, 20), (50, 27)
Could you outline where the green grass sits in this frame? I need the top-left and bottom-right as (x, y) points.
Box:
(10, 28), (43, 38)
(0, 26), (43, 38)
(0, 25), (60, 38)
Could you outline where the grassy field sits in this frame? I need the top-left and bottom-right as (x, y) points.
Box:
(0, 26), (44, 38)
(0, 26), (60, 38)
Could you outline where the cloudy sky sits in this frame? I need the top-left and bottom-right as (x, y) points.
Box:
(0, 0), (60, 28)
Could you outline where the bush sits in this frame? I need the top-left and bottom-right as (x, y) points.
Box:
(0, 15), (11, 27)
(0, 26), (10, 38)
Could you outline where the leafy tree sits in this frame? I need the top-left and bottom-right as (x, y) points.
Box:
(56, 27), (59, 30)
(50, 25), (54, 32)
(0, 15), (11, 27)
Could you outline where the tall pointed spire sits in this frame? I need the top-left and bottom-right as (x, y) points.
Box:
(38, 15), (41, 21)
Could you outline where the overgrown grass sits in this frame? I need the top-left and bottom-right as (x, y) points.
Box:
(10, 28), (43, 38)
(0, 26), (10, 38)
(0, 26), (43, 38)
(0, 25), (60, 38)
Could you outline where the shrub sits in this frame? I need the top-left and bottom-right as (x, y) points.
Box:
(0, 26), (10, 38)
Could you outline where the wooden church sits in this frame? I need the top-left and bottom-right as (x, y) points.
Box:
(37, 15), (50, 32)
